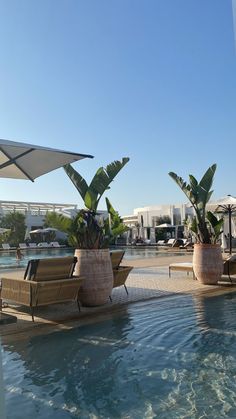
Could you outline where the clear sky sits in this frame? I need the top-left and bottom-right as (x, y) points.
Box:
(0, 0), (236, 215)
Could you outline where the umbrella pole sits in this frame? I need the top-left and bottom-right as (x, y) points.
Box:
(229, 206), (232, 254)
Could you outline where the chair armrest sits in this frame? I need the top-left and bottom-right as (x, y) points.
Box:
(1, 277), (32, 305)
(113, 266), (133, 288)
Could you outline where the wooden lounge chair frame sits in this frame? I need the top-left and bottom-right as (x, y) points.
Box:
(169, 262), (196, 279)
(0, 256), (83, 321)
(222, 255), (236, 282)
(109, 250), (133, 301)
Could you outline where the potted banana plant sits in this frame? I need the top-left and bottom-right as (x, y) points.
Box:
(169, 164), (224, 284)
(61, 158), (129, 305)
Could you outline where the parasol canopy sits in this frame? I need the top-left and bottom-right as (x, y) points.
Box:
(208, 195), (236, 253)
(156, 223), (174, 228)
(0, 138), (93, 181)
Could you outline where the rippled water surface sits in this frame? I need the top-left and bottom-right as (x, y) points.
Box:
(3, 292), (236, 418)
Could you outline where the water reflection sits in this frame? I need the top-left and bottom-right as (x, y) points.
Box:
(3, 310), (133, 418)
(4, 294), (236, 418)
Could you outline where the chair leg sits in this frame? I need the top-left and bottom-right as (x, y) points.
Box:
(228, 267), (232, 283)
(124, 284), (128, 295)
(30, 306), (35, 322)
(109, 295), (112, 303)
(77, 299), (81, 311)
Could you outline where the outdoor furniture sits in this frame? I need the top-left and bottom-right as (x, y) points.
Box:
(2, 243), (15, 250)
(109, 250), (133, 300)
(0, 256), (83, 321)
(222, 254), (236, 282)
(28, 243), (37, 248)
(49, 241), (61, 247)
(179, 241), (194, 250)
(169, 262), (196, 279)
(19, 243), (28, 249)
(37, 242), (50, 247)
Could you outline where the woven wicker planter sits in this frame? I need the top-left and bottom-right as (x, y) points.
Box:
(74, 249), (113, 306)
(193, 243), (223, 285)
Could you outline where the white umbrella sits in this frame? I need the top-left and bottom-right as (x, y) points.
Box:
(0, 138), (93, 181)
(29, 227), (58, 234)
(156, 223), (174, 228)
(0, 138), (93, 418)
(208, 195), (236, 253)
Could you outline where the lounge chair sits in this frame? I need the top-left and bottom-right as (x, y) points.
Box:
(2, 243), (16, 250)
(28, 243), (37, 248)
(37, 242), (50, 248)
(179, 240), (194, 250)
(0, 256), (83, 321)
(169, 262), (196, 279)
(19, 243), (28, 249)
(49, 241), (61, 247)
(166, 238), (176, 246)
(109, 250), (133, 300)
(157, 240), (166, 246)
(223, 254), (236, 282)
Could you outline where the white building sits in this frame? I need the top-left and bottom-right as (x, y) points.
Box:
(0, 200), (78, 232)
(122, 203), (194, 228)
(122, 203), (195, 244)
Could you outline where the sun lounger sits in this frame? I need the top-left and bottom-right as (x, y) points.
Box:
(0, 256), (83, 321)
(19, 243), (28, 249)
(37, 242), (50, 247)
(2, 243), (16, 250)
(167, 238), (177, 246)
(109, 250), (133, 300)
(28, 243), (37, 248)
(169, 262), (196, 279)
(49, 241), (61, 247)
(222, 254), (236, 282)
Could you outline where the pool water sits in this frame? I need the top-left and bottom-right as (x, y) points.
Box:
(0, 248), (75, 270)
(0, 246), (183, 270)
(3, 292), (236, 418)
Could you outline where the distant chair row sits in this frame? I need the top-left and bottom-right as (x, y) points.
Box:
(2, 241), (62, 250)
(157, 238), (193, 248)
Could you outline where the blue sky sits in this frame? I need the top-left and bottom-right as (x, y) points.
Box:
(0, 0), (236, 215)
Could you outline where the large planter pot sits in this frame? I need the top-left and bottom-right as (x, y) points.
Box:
(74, 248), (113, 306)
(193, 243), (223, 285)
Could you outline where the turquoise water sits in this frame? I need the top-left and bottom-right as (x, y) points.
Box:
(3, 292), (236, 418)
(0, 248), (74, 270)
(0, 247), (183, 270)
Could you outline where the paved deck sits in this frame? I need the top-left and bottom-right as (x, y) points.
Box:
(1, 253), (236, 342)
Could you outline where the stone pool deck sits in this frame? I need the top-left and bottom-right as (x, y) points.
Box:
(1, 253), (236, 342)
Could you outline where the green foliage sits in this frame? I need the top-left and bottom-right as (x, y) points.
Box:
(169, 164), (223, 244)
(105, 198), (129, 244)
(44, 198), (129, 249)
(61, 157), (129, 248)
(0, 211), (26, 246)
(0, 230), (11, 247)
(44, 212), (71, 231)
(64, 158), (129, 211)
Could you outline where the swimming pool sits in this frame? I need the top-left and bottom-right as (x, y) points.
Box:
(0, 246), (184, 270)
(2, 291), (236, 418)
